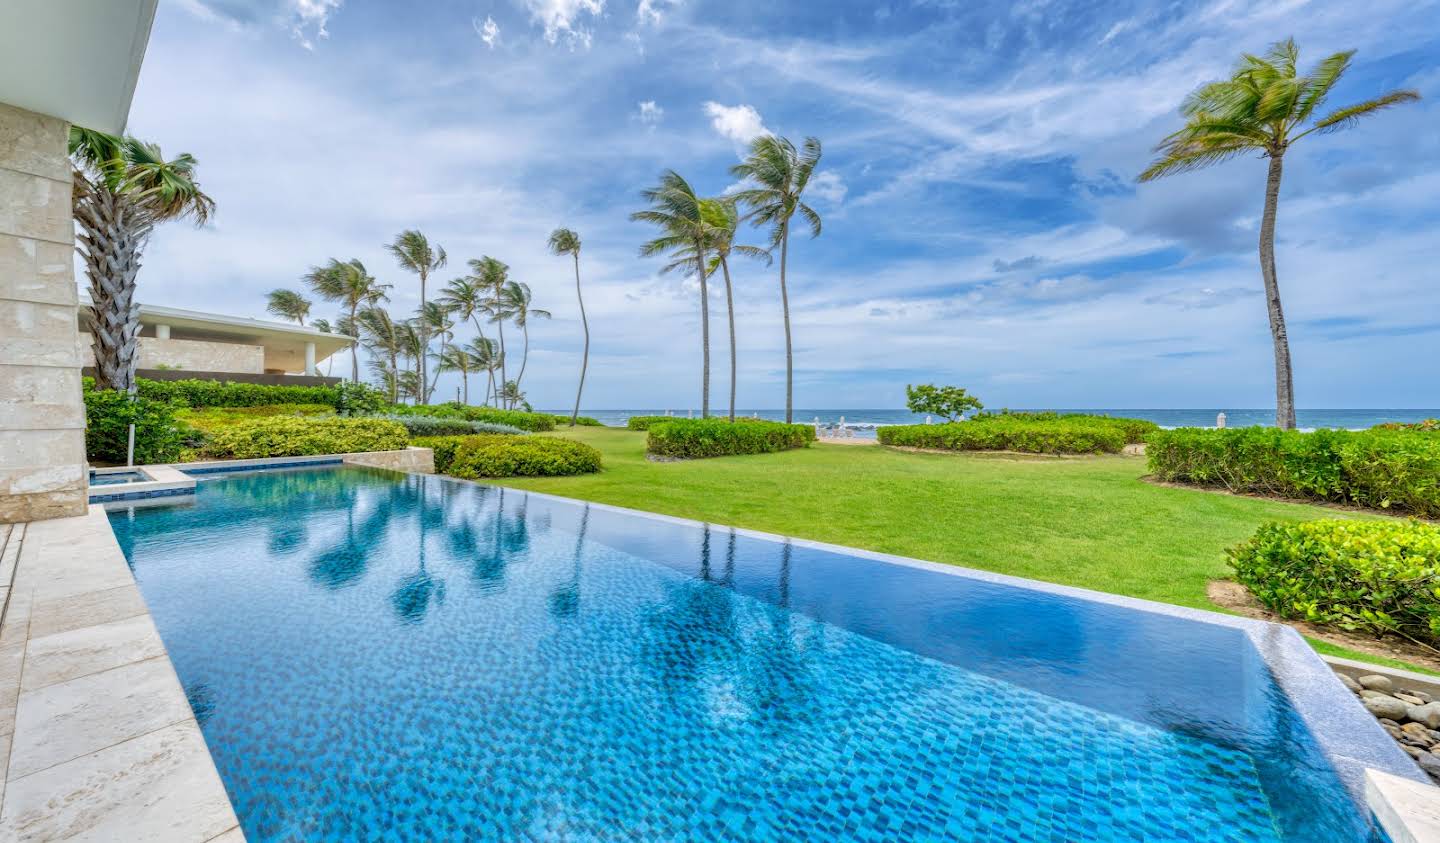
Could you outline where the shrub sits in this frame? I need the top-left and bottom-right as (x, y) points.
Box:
(378, 414), (526, 438)
(388, 403), (557, 431)
(1147, 427), (1440, 517)
(424, 435), (602, 478)
(113, 377), (343, 409)
(548, 414), (603, 426)
(646, 418), (813, 459)
(1229, 519), (1440, 648)
(878, 416), (1131, 454)
(1374, 419), (1440, 432)
(627, 415), (677, 431)
(334, 381), (388, 417)
(190, 417), (408, 460)
(84, 389), (187, 464)
(969, 411), (1158, 445)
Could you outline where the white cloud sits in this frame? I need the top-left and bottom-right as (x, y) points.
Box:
(807, 170), (847, 204)
(702, 102), (770, 146)
(473, 15), (501, 48)
(288, 0), (342, 50)
(637, 0), (680, 26)
(524, 0), (604, 49)
(636, 100), (664, 127)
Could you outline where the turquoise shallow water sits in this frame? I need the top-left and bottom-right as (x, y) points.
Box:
(109, 466), (1383, 841)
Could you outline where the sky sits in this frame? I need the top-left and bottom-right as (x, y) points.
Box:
(120, 0), (1440, 410)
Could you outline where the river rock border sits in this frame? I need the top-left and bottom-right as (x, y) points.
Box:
(1343, 672), (1440, 783)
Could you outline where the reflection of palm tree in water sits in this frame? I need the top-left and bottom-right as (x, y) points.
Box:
(549, 505), (589, 620)
(391, 478), (447, 624)
(746, 540), (820, 728)
(643, 526), (742, 692)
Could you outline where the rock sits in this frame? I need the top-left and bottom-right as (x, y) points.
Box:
(1359, 675), (1395, 692)
(1404, 689), (1435, 704)
(1403, 744), (1426, 759)
(1385, 725), (1406, 740)
(1365, 695), (1411, 721)
(1417, 752), (1440, 778)
(1397, 693), (1426, 706)
(1338, 673), (1363, 693)
(1382, 718), (1402, 728)
(1410, 703), (1440, 730)
(1402, 722), (1432, 739)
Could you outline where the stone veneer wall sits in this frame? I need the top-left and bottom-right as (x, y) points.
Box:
(78, 332), (266, 375)
(0, 103), (86, 523)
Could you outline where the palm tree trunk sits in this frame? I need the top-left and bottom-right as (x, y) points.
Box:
(778, 221), (794, 424)
(571, 253), (589, 427)
(517, 323), (530, 396)
(75, 186), (144, 392)
(349, 302), (360, 383)
(497, 320), (508, 408)
(1259, 152), (1296, 430)
(418, 271), (428, 405)
(461, 368), (469, 405)
(696, 239), (711, 418)
(720, 256), (737, 422)
(389, 349), (399, 403)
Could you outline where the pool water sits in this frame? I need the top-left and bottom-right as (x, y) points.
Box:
(108, 466), (1384, 841)
(90, 470), (146, 486)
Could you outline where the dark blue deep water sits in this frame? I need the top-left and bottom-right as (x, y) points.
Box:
(108, 466), (1381, 842)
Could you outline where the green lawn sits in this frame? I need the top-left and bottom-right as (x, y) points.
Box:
(494, 427), (1428, 673)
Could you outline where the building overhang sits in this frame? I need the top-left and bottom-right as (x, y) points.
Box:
(0, 0), (159, 133)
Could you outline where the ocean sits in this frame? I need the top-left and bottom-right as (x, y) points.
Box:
(567, 408), (1440, 436)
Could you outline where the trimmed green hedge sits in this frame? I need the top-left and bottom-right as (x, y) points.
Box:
(84, 389), (186, 464)
(879, 416), (1137, 454)
(387, 403), (557, 432)
(1147, 427), (1440, 517)
(413, 435), (601, 477)
(627, 415), (676, 430)
(378, 414), (526, 438)
(970, 411), (1159, 445)
(549, 414), (603, 427)
(1229, 519), (1440, 648)
(83, 377), (388, 415)
(646, 418), (814, 459)
(189, 417), (408, 461)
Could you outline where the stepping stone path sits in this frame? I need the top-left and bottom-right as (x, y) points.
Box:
(1341, 672), (1440, 782)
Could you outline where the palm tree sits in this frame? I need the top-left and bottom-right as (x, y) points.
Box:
(731, 136), (823, 423)
(355, 306), (403, 402)
(438, 346), (477, 404)
(467, 338), (502, 407)
(305, 258), (390, 382)
(547, 228), (589, 427)
(702, 200), (770, 421)
(439, 275), (491, 352)
(632, 170), (716, 417)
(396, 320), (425, 403)
(387, 231), (447, 404)
(498, 281), (551, 400)
(70, 127), (216, 391)
(265, 289), (311, 325)
(418, 301), (456, 403)
(1140, 40), (1419, 429)
(469, 257), (513, 404)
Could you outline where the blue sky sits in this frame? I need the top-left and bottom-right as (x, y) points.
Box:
(124, 0), (1440, 410)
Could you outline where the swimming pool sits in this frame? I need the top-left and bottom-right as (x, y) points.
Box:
(107, 465), (1410, 841)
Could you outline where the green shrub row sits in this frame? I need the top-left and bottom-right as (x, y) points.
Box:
(548, 414), (603, 427)
(188, 417), (408, 461)
(412, 435), (602, 477)
(878, 417), (1132, 454)
(646, 418), (814, 459)
(1147, 427), (1440, 517)
(1374, 419), (1439, 432)
(627, 415), (675, 430)
(377, 414), (526, 438)
(1229, 519), (1440, 648)
(970, 411), (1159, 445)
(387, 403), (557, 431)
(83, 389), (187, 465)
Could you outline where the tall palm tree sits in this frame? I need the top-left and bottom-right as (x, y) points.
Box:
(265, 289), (311, 325)
(418, 300), (456, 403)
(387, 231), (447, 404)
(731, 136), (823, 423)
(632, 170), (715, 417)
(469, 257), (513, 404)
(396, 320), (425, 403)
(703, 200), (770, 421)
(467, 338), (501, 407)
(1140, 39), (1419, 429)
(306, 258), (390, 382)
(439, 275), (491, 354)
(438, 346), (477, 405)
(547, 228), (589, 427)
(70, 127), (216, 391)
(498, 281), (551, 400)
(355, 306), (403, 403)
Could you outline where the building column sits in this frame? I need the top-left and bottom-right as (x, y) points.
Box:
(0, 102), (87, 523)
(155, 323), (170, 339)
(304, 341), (316, 376)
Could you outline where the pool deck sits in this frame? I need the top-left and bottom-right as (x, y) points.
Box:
(0, 510), (242, 841)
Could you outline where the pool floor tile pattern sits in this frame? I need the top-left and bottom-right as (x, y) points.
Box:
(110, 471), (1297, 842)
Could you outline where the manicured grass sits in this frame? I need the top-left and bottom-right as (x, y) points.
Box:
(496, 427), (1430, 673)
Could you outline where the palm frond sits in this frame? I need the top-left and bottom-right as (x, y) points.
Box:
(1308, 89), (1422, 134)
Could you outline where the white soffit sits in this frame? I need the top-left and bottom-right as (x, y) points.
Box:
(0, 0), (159, 133)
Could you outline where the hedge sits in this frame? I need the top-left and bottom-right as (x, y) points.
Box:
(1374, 419), (1439, 432)
(412, 435), (602, 477)
(387, 403), (557, 431)
(549, 414), (603, 427)
(1229, 519), (1440, 648)
(378, 414), (526, 438)
(84, 389), (186, 464)
(970, 411), (1159, 445)
(878, 416), (1134, 454)
(1147, 427), (1440, 517)
(646, 418), (814, 459)
(80, 377), (389, 415)
(628, 415), (678, 430)
(188, 417), (408, 460)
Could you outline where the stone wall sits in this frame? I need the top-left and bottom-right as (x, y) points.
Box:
(0, 103), (86, 523)
(341, 447), (436, 475)
(78, 333), (265, 374)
